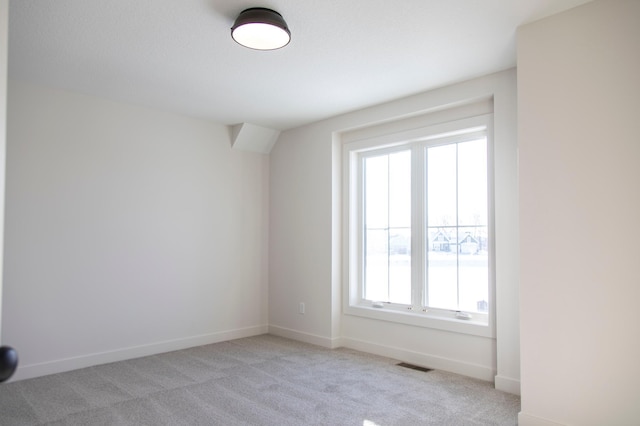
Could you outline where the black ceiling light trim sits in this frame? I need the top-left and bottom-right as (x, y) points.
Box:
(231, 7), (291, 50)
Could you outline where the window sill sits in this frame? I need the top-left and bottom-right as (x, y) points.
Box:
(344, 303), (495, 338)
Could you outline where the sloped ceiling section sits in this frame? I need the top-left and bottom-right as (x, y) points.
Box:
(232, 123), (280, 154)
(8, 0), (592, 130)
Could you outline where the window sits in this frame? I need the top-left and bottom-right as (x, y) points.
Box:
(344, 115), (493, 335)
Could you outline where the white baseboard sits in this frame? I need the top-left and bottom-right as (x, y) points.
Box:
(11, 325), (268, 382)
(340, 336), (495, 382)
(268, 325), (340, 348)
(518, 412), (566, 426)
(267, 329), (495, 382)
(495, 374), (521, 395)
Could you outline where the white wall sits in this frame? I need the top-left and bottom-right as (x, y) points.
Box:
(518, 0), (640, 424)
(268, 122), (335, 346)
(269, 70), (519, 392)
(3, 81), (269, 380)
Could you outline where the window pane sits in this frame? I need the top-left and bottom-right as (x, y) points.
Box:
(389, 227), (411, 304)
(364, 155), (388, 229)
(458, 139), (487, 227)
(389, 151), (411, 228)
(365, 229), (388, 301)
(426, 144), (458, 310)
(427, 144), (456, 227)
(458, 227), (489, 313)
(427, 237), (458, 310)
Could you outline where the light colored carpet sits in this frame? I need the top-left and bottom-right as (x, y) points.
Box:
(0, 334), (520, 425)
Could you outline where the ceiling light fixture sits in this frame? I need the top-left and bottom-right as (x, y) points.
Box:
(231, 8), (291, 50)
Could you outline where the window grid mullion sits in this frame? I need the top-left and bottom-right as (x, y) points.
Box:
(412, 145), (424, 309)
(386, 155), (391, 303)
(455, 143), (460, 309)
(361, 157), (367, 302)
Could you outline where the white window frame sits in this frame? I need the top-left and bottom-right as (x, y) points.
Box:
(343, 114), (495, 338)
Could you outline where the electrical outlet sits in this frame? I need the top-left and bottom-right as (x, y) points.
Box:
(299, 302), (305, 314)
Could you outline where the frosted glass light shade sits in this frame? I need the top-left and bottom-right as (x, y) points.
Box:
(231, 8), (291, 50)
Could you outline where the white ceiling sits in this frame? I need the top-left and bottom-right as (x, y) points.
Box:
(8, 0), (592, 130)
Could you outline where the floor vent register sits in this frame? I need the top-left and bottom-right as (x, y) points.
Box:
(396, 362), (433, 373)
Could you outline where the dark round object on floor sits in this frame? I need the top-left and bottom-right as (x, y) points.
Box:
(0, 346), (18, 383)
